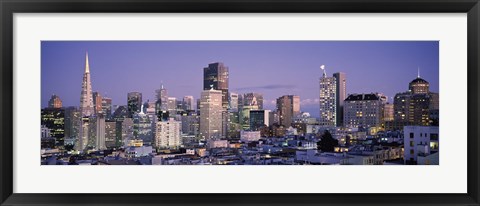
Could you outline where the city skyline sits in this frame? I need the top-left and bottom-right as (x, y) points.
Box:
(41, 41), (439, 117)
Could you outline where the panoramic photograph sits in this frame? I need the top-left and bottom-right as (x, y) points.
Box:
(41, 41), (439, 165)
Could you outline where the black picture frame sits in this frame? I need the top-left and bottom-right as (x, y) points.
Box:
(1, 0), (479, 205)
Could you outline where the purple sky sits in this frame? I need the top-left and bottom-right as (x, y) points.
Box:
(41, 41), (439, 117)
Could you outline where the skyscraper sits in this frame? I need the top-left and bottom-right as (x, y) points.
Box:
(48, 94), (62, 108)
(155, 83), (169, 111)
(229, 92), (239, 112)
(80, 52), (94, 117)
(105, 120), (117, 148)
(199, 89), (224, 140)
(133, 108), (153, 145)
(127, 92), (142, 118)
(333, 72), (346, 126)
(276, 95), (300, 127)
(167, 97), (177, 115)
(101, 97), (112, 119)
(394, 74), (439, 128)
(319, 65), (337, 127)
(203, 62), (229, 110)
(95, 114), (106, 150)
(243, 93), (264, 109)
(249, 110), (270, 131)
(183, 96), (195, 111)
(93, 92), (102, 114)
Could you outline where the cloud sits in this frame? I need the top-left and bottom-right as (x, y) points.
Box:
(234, 84), (296, 92)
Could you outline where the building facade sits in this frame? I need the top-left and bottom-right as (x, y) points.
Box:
(127, 92), (142, 118)
(48, 94), (62, 108)
(199, 89), (224, 140)
(203, 62), (229, 110)
(80, 52), (94, 117)
(394, 76), (439, 128)
(403, 126), (439, 165)
(343, 93), (386, 129)
(155, 118), (182, 148)
(276, 95), (300, 127)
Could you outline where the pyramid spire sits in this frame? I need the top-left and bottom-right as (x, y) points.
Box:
(85, 52), (90, 73)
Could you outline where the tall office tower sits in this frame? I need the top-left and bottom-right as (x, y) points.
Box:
(182, 96), (195, 111)
(95, 114), (106, 150)
(384, 102), (394, 121)
(80, 52), (94, 117)
(155, 118), (181, 148)
(167, 97), (177, 115)
(333, 72), (346, 127)
(41, 108), (65, 148)
(133, 108), (153, 145)
(127, 92), (142, 118)
(227, 110), (240, 138)
(64, 106), (81, 144)
(394, 74), (439, 128)
(121, 118), (134, 146)
(199, 89), (224, 140)
(181, 112), (200, 136)
(101, 97), (112, 119)
(240, 105), (258, 130)
(203, 62), (229, 110)
(196, 99), (201, 112)
(176, 99), (185, 114)
(238, 94), (244, 109)
(229, 92), (239, 112)
(243, 93), (264, 109)
(276, 95), (300, 127)
(343, 93), (386, 128)
(249, 110), (270, 131)
(155, 83), (169, 111)
(77, 117), (90, 151)
(93, 92), (103, 114)
(105, 120), (117, 148)
(319, 65), (337, 127)
(48, 94), (62, 108)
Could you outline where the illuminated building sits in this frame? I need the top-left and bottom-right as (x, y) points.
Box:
(276, 95), (300, 127)
(333, 72), (346, 126)
(48, 94), (62, 108)
(182, 96), (195, 111)
(243, 92), (263, 109)
(93, 91), (102, 114)
(229, 92), (239, 112)
(41, 108), (65, 148)
(343, 93), (386, 128)
(249, 110), (270, 131)
(80, 52), (94, 117)
(155, 118), (182, 148)
(101, 97), (112, 119)
(394, 73), (439, 128)
(155, 83), (169, 111)
(203, 62), (229, 110)
(105, 120), (117, 148)
(127, 92), (142, 118)
(199, 89), (224, 140)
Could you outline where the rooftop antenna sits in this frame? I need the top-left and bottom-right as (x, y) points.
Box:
(320, 65), (326, 77)
(417, 67), (420, 78)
